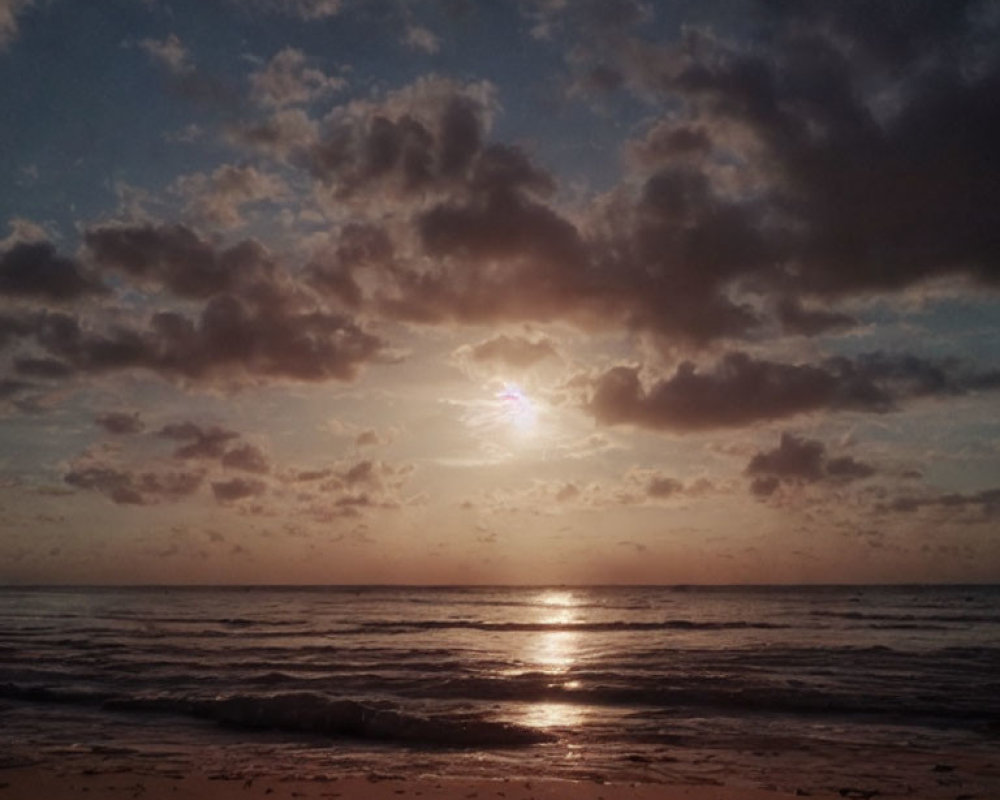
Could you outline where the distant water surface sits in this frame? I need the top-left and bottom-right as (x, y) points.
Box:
(2, 585), (998, 794)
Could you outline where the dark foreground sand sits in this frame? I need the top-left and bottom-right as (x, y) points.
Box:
(0, 767), (809, 800)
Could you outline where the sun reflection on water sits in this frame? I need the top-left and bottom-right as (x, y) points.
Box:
(519, 590), (587, 729)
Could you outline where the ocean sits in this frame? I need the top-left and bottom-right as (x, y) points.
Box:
(1, 585), (998, 796)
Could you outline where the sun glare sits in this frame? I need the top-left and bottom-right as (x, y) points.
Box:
(498, 382), (538, 433)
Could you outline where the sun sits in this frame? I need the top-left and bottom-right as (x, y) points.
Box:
(497, 382), (538, 433)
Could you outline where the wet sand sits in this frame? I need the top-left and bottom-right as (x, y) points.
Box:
(0, 766), (806, 800)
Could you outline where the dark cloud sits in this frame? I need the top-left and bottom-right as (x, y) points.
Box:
(881, 487), (1000, 519)
(159, 422), (240, 459)
(532, 0), (1000, 346)
(673, 2), (1000, 298)
(745, 432), (876, 496)
(307, 223), (395, 310)
(65, 465), (204, 505)
(343, 459), (376, 485)
(17, 294), (385, 386)
(211, 477), (268, 502)
(747, 434), (826, 482)
(221, 442), (271, 474)
(95, 411), (145, 435)
(302, 83), (490, 198)
(0, 378), (33, 399)
(0, 313), (33, 349)
(646, 475), (682, 498)
(85, 222), (271, 300)
(587, 351), (1000, 432)
(587, 352), (890, 431)
(13, 357), (74, 379)
(0, 242), (105, 302)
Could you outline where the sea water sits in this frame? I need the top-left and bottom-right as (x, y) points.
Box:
(1, 585), (998, 794)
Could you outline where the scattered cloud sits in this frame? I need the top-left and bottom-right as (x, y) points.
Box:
(65, 463), (204, 506)
(745, 433), (876, 497)
(171, 164), (289, 228)
(402, 25), (440, 55)
(212, 476), (267, 502)
(250, 47), (346, 108)
(138, 33), (192, 75)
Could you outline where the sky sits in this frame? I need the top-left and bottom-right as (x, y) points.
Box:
(1, 0), (999, 585)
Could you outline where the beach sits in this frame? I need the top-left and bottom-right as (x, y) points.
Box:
(0, 765), (813, 800)
(1, 753), (998, 800)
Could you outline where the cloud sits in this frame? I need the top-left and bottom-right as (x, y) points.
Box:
(1, 217), (48, 249)
(878, 486), (1000, 522)
(402, 25), (440, 55)
(587, 353), (888, 431)
(138, 34), (192, 75)
(85, 222), (270, 299)
(298, 77), (497, 201)
(14, 357), (74, 379)
(95, 411), (145, 435)
(171, 164), (289, 229)
(226, 108), (319, 160)
(159, 422), (240, 459)
(65, 464), (204, 505)
(634, 3), (999, 298)
(211, 477), (267, 502)
(249, 47), (346, 108)
(11, 222), (395, 386)
(586, 351), (1000, 432)
(775, 297), (855, 337)
(0, 241), (105, 302)
(463, 334), (559, 370)
(745, 432), (876, 496)
(235, 0), (342, 19)
(221, 442), (271, 474)
(0, 0), (33, 52)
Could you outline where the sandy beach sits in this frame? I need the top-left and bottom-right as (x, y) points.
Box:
(0, 765), (813, 800)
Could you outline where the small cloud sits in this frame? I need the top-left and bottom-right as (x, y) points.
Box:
(95, 411), (145, 435)
(355, 428), (380, 448)
(138, 33), (192, 75)
(212, 477), (267, 502)
(745, 433), (878, 497)
(0, 0), (33, 52)
(249, 47), (346, 108)
(159, 422), (241, 460)
(221, 442), (271, 474)
(402, 25), (440, 55)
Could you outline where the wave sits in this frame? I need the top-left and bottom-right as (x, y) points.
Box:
(0, 684), (553, 748)
(810, 611), (1000, 624)
(348, 619), (790, 634)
